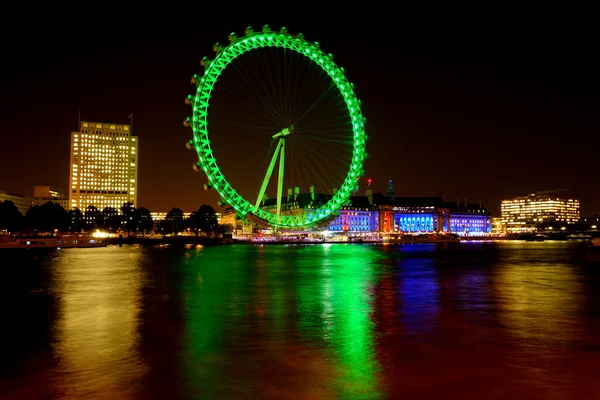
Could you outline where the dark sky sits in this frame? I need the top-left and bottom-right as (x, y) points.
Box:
(1, 20), (598, 216)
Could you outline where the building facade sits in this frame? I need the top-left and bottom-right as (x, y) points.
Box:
(377, 196), (491, 236)
(32, 185), (69, 210)
(501, 192), (580, 232)
(69, 121), (138, 211)
(232, 188), (492, 236)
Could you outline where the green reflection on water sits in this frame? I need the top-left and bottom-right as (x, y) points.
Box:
(181, 244), (385, 399)
(296, 244), (385, 399)
(181, 246), (253, 398)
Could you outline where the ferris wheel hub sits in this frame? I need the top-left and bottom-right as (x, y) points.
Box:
(272, 125), (294, 139)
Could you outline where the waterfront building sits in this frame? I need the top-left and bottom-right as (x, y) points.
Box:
(32, 185), (69, 210)
(492, 217), (506, 234)
(377, 195), (491, 236)
(256, 186), (380, 233)
(150, 211), (221, 223)
(150, 212), (193, 221)
(501, 191), (580, 233)
(230, 183), (490, 236)
(0, 190), (32, 215)
(69, 121), (138, 211)
(328, 194), (379, 232)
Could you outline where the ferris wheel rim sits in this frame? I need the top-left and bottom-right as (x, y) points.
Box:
(187, 27), (367, 228)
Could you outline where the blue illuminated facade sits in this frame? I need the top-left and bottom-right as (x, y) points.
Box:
(378, 195), (492, 236)
(394, 213), (436, 233)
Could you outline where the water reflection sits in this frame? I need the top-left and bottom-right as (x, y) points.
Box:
(396, 253), (440, 336)
(495, 245), (587, 397)
(296, 244), (384, 399)
(181, 246), (239, 398)
(2, 242), (600, 399)
(51, 247), (147, 398)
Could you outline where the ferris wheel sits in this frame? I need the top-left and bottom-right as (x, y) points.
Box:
(184, 25), (367, 229)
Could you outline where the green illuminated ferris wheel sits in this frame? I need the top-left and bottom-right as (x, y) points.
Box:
(184, 25), (367, 229)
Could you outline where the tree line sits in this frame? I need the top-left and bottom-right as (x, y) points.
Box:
(0, 200), (231, 236)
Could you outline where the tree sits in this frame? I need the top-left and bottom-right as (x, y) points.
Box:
(187, 211), (201, 236)
(196, 204), (218, 234)
(25, 202), (69, 233)
(134, 207), (154, 234)
(220, 223), (234, 235)
(0, 200), (24, 233)
(84, 205), (103, 230)
(102, 207), (122, 232)
(164, 207), (185, 234)
(67, 208), (85, 233)
(121, 202), (136, 233)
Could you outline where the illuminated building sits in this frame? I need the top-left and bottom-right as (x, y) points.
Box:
(501, 191), (580, 232)
(328, 195), (379, 232)
(69, 121), (138, 211)
(34, 185), (62, 199)
(239, 182), (490, 236)
(256, 186), (380, 233)
(492, 217), (506, 234)
(378, 195), (491, 236)
(0, 190), (32, 215)
(150, 212), (192, 221)
(32, 185), (69, 210)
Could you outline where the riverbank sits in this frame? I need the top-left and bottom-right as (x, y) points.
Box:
(106, 236), (231, 246)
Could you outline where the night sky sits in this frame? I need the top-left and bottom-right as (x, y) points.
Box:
(1, 21), (598, 216)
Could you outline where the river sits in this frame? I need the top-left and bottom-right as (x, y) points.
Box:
(0, 241), (598, 399)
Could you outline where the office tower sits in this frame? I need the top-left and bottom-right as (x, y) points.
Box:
(501, 190), (580, 232)
(69, 121), (138, 211)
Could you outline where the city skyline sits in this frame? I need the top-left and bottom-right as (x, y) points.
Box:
(1, 22), (598, 216)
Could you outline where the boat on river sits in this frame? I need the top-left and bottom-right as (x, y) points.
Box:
(382, 233), (461, 244)
(0, 235), (108, 249)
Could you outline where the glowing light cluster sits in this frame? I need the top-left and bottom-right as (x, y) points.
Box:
(186, 27), (367, 228)
(69, 121), (138, 211)
(501, 194), (580, 232)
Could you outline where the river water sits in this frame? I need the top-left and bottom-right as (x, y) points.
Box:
(0, 241), (599, 399)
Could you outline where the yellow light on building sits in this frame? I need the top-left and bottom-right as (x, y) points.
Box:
(501, 192), (580, 233)
(68, 121), (139, 211)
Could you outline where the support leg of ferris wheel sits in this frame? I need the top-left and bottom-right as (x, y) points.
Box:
(253, 126), (294, 215)
(276, 138), (285, 216)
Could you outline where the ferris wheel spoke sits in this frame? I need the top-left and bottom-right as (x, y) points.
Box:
(226, 59), (283, 127)
(287, 138), (349, 194)
(293, 82), (338, 127)
(297, 136), (354, 145)
(296, 101), (350, 130)
(279, 49), (320, 125)
(212, 120), (275, 133)
(293, 137), (352, 179)
(212, 79), (281, 129)
(244, 48), (286, 127)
